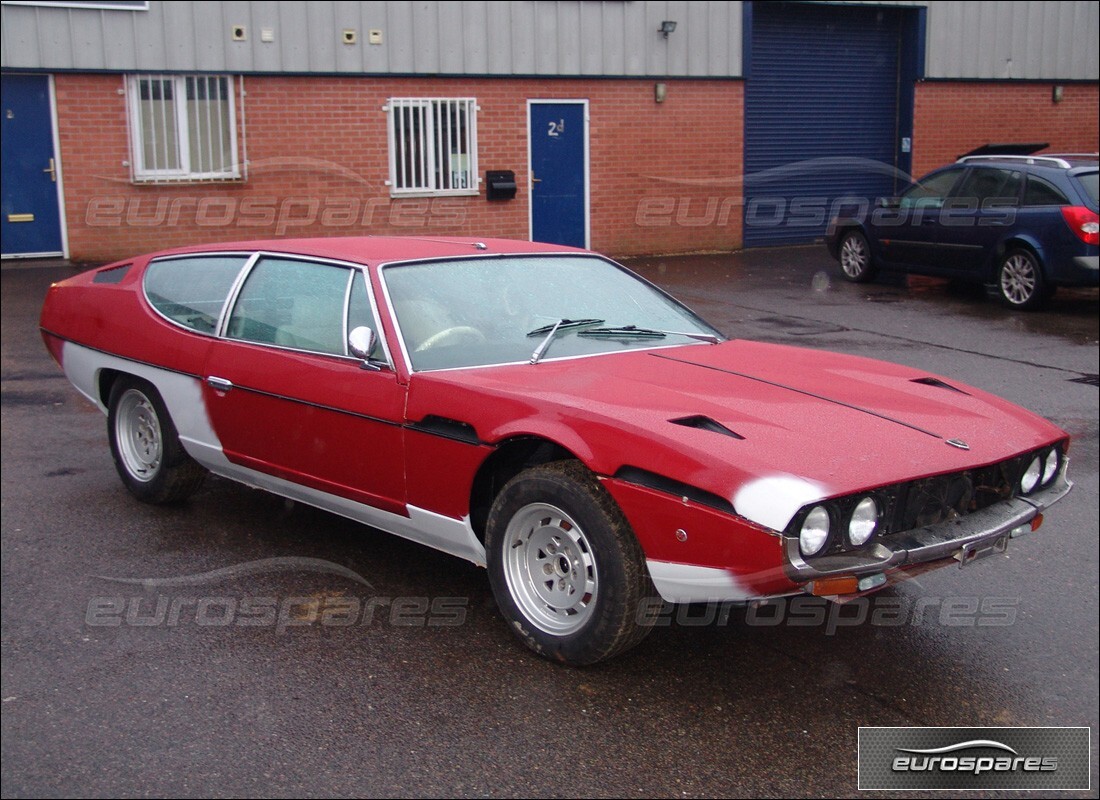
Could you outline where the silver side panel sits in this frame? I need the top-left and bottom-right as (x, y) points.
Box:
(59, 340), (487, 566)
(62, 340), (223, 460)
(647, 559), (757, 604)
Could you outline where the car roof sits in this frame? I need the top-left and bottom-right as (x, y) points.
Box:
(144, 236), (584, 265)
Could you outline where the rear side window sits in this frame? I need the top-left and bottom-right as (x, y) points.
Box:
(1022, 175), (1070, 206)
(144, 256), (248, 333)
(951, 168), (1022, 206)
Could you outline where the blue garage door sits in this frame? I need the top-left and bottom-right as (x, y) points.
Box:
(744, 2), (916, 247)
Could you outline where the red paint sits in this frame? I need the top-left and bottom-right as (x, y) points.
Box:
(40, 236), (1070, 595)
(202, 338), (408, 515)
(602, 478), (800, 597)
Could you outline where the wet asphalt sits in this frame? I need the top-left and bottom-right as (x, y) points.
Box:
(1, 246), (1097, 798)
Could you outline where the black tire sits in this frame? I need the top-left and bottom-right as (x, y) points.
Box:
(837, 229), (878, 283)
(107, 376), (206, 504)
(995, 248), (1047, 310)
(484, 460), (656, 666)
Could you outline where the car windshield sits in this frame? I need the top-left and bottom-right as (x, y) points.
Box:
(383, 255), (721, 371)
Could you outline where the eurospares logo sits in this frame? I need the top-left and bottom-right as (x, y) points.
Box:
(858, 727), (1090, 791)
(894, 739), (1056, 774)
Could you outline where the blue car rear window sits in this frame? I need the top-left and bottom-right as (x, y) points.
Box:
(1073, 172), (1098, 206)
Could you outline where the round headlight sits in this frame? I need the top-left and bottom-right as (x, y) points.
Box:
(799, 505), (831, 557)
(1042, 450), (1059, 485)
(1020, 456), (1042, 494)
(848, 496), (880, 546)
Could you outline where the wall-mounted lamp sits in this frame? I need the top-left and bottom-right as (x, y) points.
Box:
(659, 20), (677, 38)
(1052, 85), (1064, 103)
(654, 82), (668, 103)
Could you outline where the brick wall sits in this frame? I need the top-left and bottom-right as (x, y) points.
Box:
(912, 81), (1099, 177)
(54, 74), (744, 262)
(54, 74), (1096, 262)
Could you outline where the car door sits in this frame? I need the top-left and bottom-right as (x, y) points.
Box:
(933, 166), (1023, 273)
(202, 255), (407, 515)
(873, 167), (965, 269)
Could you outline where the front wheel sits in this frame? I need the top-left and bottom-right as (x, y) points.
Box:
(108, 377), (206, 504)
(838, 230), (877, 283)
(485, 461), (656, 666)
(996, 249), (1047, 310)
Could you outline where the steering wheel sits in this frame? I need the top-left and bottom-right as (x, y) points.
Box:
(414, 325), (487, 353)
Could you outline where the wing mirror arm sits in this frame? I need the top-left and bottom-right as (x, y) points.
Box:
(348, 326), (382, 371)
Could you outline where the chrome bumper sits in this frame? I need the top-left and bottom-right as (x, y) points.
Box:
(784, 468), (1072, 583)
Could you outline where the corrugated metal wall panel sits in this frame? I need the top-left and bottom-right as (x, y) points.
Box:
(0, 0), (743, 77)
(923, 0), (1099, 80)
(2, 1), (1096, 79)
(743, 2), (904, 247)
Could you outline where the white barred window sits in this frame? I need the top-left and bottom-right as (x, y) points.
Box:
(127, 74), (241, 182)
(386, 98), (478, 196)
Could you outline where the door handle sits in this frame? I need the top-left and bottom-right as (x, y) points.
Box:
(206, 376), (234, 392)
(43, 158), (56, 183)
(530, 172), (542, 183)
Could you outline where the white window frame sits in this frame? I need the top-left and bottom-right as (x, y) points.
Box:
(385, 97), (479, 197)
(126, 74), (242, 183)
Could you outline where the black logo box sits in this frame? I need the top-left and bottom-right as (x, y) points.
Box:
(858, 726), (1090, 791)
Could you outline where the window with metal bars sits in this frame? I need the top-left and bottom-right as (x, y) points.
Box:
(127, 74), (241, 182)
(386, 98), (478, 196)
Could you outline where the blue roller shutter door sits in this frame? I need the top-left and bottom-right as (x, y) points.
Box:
(744, 2), (903, 247)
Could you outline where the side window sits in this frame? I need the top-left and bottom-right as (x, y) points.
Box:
(900, 169), (964, 209)
(951, 168), (1022, 206)
(227, 258), (351, 356)
(1022, 175), (1070, 206)
(144, 256), (248, 334)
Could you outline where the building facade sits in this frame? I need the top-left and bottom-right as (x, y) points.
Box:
(2, 0), (1097, 262)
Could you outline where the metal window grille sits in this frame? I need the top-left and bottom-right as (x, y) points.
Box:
(386, 98), (478, 195)
(127, 74), (242, 182)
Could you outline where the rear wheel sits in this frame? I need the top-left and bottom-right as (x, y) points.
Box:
(485, 461), (655, 665)
(838, 230), (877, 283)
(996, 248), (1047, 310)
(108, 377), (206, 503)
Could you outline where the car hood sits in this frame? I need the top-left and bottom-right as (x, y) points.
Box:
(407, 340), (1065, 531)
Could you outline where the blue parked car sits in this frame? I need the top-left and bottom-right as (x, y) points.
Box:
(826, 153), (1099, 309)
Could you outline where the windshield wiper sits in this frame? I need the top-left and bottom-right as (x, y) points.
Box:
(526, 318), (605, 337)
(577, 325), (721, 343)
(527, 318), (605, 365)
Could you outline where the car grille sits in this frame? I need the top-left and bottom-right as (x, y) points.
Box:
(882, 454), (1029, 535)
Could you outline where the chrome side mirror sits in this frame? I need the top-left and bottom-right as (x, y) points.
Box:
(348, 326), (378, 369)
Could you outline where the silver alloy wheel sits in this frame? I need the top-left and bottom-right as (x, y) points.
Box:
(502, 502), (598, 635)
(840, 233), (869, 278)
(114, 388), (162, 483)
(1000, 252), (1038, 306)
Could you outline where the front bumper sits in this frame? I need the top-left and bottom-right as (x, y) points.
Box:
(783, 469), (1072, 583)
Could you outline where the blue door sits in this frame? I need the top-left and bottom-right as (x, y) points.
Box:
(529, 102), (587, 248)
(2, 75), (63, 257)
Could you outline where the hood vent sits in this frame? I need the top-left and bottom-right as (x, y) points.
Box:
(670, 415), (745, 440)
(910, 376), (969, 395)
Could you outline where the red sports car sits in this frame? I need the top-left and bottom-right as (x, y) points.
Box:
(39, 237), (1072, 665)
